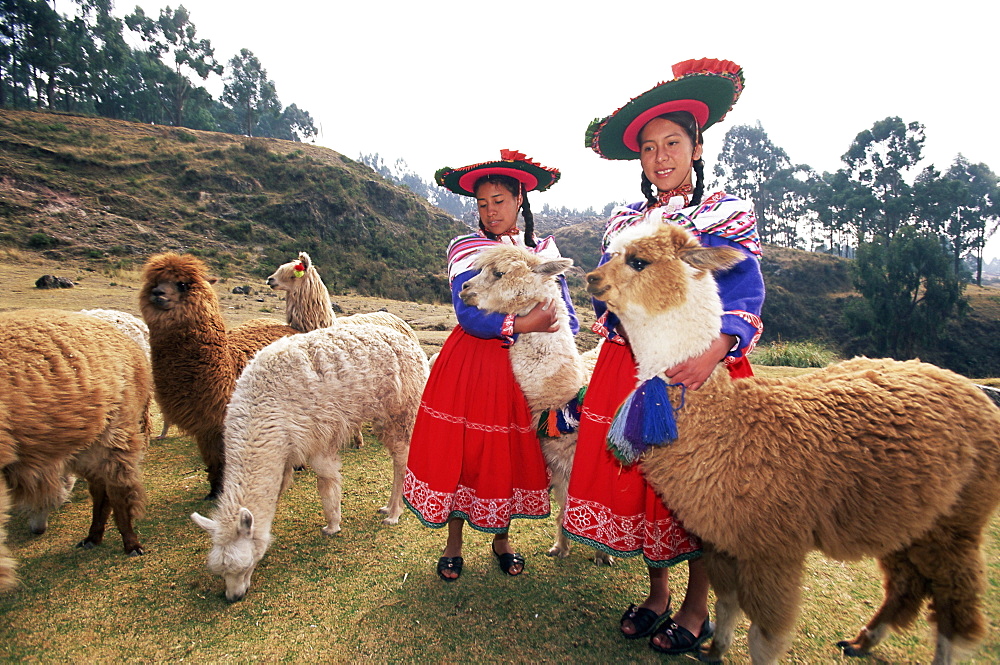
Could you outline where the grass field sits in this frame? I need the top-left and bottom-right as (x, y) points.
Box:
(1, 252), (998, 662)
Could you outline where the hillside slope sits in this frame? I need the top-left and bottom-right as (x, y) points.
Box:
(0, 108), (467, 302)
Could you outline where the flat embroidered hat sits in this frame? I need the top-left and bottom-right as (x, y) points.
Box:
(435, 149), (561, 196)
(585, 58), (745, 160)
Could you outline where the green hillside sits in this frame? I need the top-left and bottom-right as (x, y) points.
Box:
(0, 108), (466, 302)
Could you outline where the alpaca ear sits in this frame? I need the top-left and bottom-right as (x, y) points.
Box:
(191, 512), (217, 534)
(298, 252), (312, 270)
(237, 507), (255, 537)
(534, 258), (573, 277)
(678, 244), (746, 274)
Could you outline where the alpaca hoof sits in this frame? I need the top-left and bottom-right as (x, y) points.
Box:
(321, 525), (341, 536)
(696, 648), (723, 664)
(593, 552), (614, 566)
(381, 515), (400, 525)
(377, 506), (389, 515)
(546, 545), (569, 558)
(76, 539), (97, 550)
(126, 546), (145, 557)
(836, 639), (867, 657)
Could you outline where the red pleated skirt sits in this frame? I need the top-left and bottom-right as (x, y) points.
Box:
(403, 326), (550, 533)
(562, 341), (753, 566)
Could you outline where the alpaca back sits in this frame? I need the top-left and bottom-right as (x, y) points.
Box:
(220, 324), (429, 510)
(640, 358), (1000, 561)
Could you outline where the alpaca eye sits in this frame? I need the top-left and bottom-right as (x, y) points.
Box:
(493, 271), (505, 279)
(626, 257), (649, 272)
(177, 282), (190, 292)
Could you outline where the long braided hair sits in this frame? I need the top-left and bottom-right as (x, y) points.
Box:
(474, 174), (536, 247)
(639, 110), (705, 208)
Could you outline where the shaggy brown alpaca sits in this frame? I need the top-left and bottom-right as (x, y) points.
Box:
(139, 253), (298, 499)
(586, 222), (1000, 664)
(0, 309), (151, 590)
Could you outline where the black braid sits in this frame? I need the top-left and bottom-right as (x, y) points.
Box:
(520, 185), (536, 247)
(640, 172), (657, 206)
(692, 158), (705, 207)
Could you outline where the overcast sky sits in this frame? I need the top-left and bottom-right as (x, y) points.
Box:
(121, 0), (1000, 260)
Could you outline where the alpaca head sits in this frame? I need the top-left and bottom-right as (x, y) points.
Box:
(266, 252), (313, 293)
(460, 245), (573, 315)
(587, 223), (744, 319)
(139, 253), (218, 316)
(192, 508), (270, 602)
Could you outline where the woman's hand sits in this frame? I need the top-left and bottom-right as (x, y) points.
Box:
(513, 299), (560, 334)
(664, 334), (737, 390)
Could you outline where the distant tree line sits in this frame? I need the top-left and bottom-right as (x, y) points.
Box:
(0, 0), (316, 140)
(712, 117), (1000, 361)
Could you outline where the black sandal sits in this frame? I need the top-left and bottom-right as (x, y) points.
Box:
(649, 616), (714, 654)
(491, 543), (525, 576)
(436, 556), (463, 581)
(619, 597), (672, 639)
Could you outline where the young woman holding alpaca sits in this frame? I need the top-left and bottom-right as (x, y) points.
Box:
(562, 59), (765, 654)
(403, 150), (578, 581)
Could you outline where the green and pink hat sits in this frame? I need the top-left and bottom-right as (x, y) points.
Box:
(585, 58), (745, 160)
(435, 149), (561, 197)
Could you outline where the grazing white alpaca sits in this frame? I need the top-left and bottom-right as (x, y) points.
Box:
(459, 244), (609, 565)
(586, 222), (1000, 665)
(191, 323), (429, 601)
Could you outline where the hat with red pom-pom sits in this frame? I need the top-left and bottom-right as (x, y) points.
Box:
(434, 149), (561, 196)
(585, 58), (745, 160)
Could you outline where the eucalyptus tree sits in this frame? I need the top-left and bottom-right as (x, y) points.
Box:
(712, 122), (794, 245)
(221, 48), (278, 137)
(125, 4), (222, 127)
(841, 116), (925, 240)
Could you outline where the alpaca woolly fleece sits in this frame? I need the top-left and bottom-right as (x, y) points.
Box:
(139, 252), (298, 498)
(586, 222), (1000, 665)
(0, 309), (151, 590)
(192, 323), (429, 601)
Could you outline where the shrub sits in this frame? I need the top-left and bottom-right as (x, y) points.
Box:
(750, 340), (840, 368)
(27, 232), (56, 248)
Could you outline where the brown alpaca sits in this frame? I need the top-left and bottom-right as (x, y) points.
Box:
(0, 309), (151, 590)
(139, 253), (298, 499)
(586, 222), (1000, 664)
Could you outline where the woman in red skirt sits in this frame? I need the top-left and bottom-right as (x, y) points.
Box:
(563, 59), (764, 654)
(403, 150), (578, 580)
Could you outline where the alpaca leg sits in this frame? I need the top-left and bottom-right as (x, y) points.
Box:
(738, 557), (802, 665)
(702, 548), (743, 663)
(546, 468), (571, 559)
(0, 477), (16, 591)
(197, 430), (225, 501)
(313, 455), (343, 536)
(78, 477), (112, 549)
(914, 525), (989, 663)
(104, 464), (147, 556)
(378, 432), (407, 525)
(837, 548), (926, 657)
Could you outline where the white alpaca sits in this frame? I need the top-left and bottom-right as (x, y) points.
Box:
(191, 323), (429, 601)
(586, 222), (1000, 665)
(459, 245), (609, 565)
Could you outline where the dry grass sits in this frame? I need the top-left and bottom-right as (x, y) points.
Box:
(1, 420), (998, 663)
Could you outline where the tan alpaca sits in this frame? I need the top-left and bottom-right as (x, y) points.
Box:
(459, 244), (609, 565)
(0, 309), (151, 590)
(586, 222), (1000, 665)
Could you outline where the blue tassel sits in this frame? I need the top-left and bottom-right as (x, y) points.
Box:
(606, 377), (685, 465)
